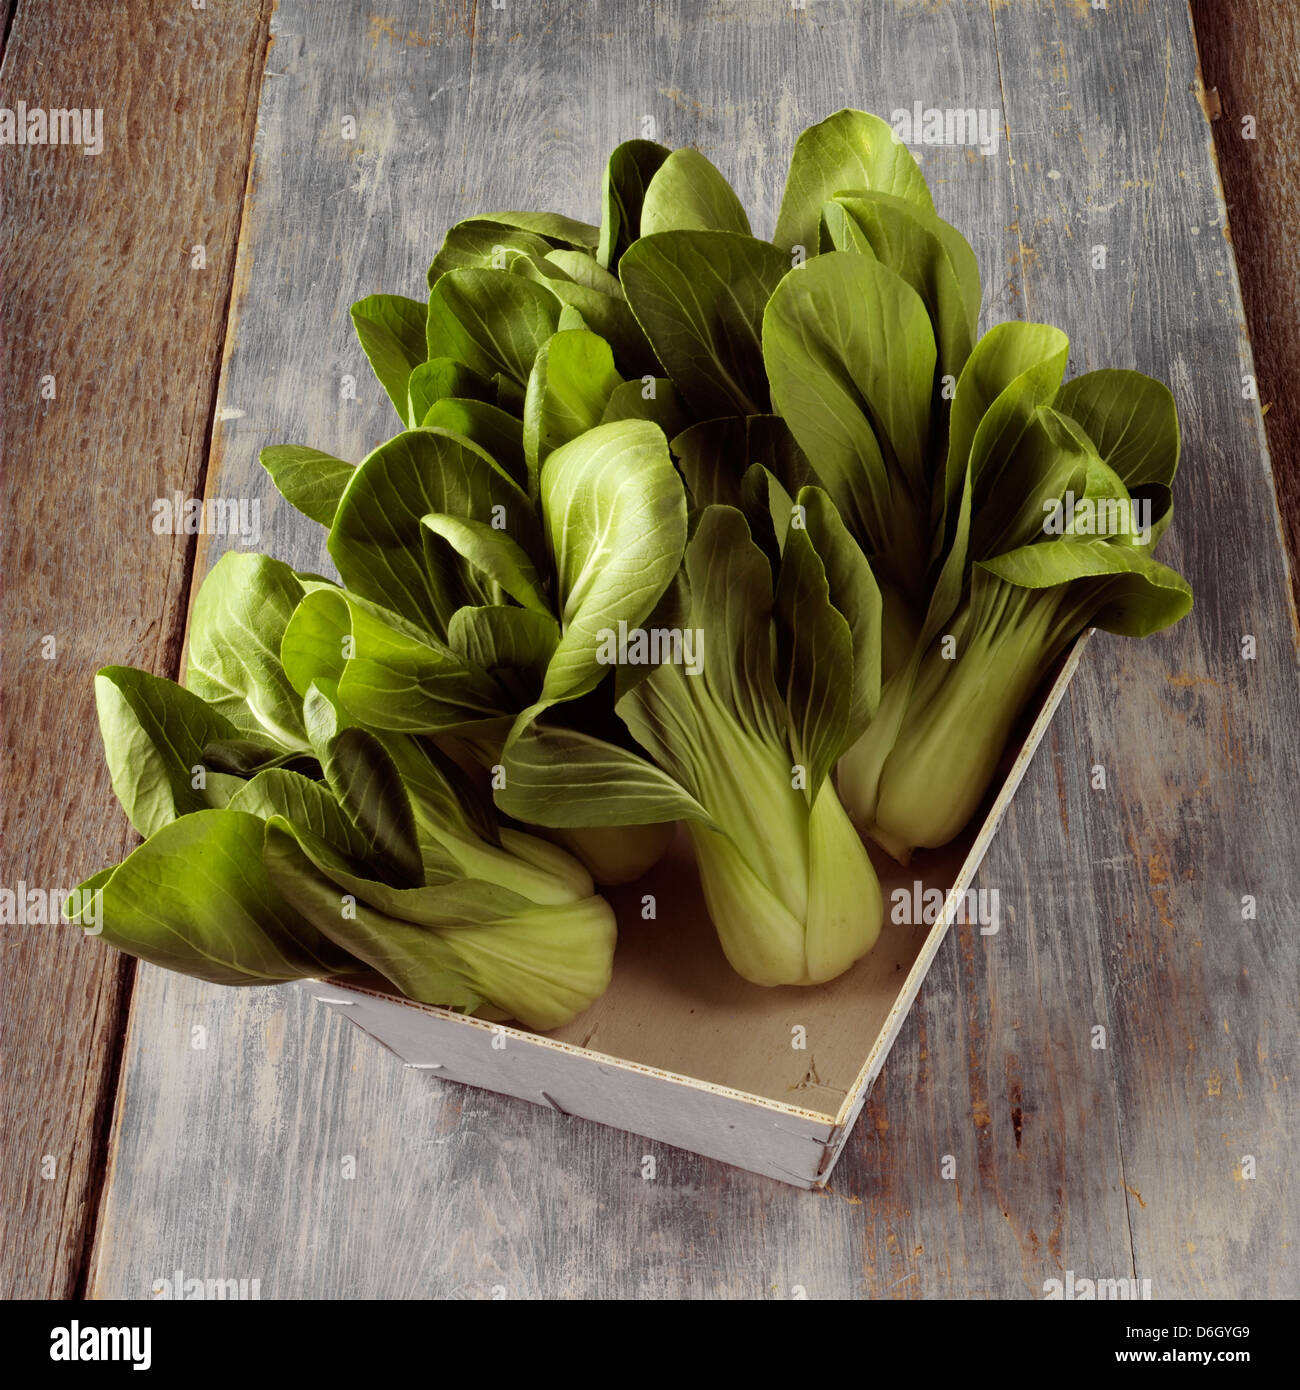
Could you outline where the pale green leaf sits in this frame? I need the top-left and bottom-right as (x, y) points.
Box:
(774, 108), (934, 254)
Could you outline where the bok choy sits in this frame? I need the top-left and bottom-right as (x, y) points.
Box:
(71, 553), (617, 1030)
(77, 107), (1193, 1029)
(496, 494), (885, 987)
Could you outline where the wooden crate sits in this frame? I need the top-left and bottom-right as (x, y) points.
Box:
(300, 645), (1087, 1187)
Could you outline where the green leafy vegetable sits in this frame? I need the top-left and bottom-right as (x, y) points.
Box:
(93, 666), (245, 837)
(764, 249), (937, 604)
(426, 269), (561, 386)
(538, 418), (689, 704)
(81, 108), (1195, 1027)
(185, 552), (313, 752)
(870, 543), (1192, 855)
(67, 808), (360, 985)
(640, 147), (751, 237)
(597, 138), (671, 271)
(500, 504), (884, 986)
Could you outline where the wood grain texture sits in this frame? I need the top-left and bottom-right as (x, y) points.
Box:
(1189, 0), (1300, 615)
(985, 0), (1298, 1299)
(85, 0), (1299, 1299)
(0, 0), (272, 1298)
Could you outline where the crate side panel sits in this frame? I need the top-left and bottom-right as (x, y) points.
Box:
(299, 982), (833, 1188)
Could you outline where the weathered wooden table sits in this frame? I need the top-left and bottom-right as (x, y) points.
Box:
(3, 0), (1296, 1299)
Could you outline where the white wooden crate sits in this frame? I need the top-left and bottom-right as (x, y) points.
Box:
(301, 640), (1088, 1187)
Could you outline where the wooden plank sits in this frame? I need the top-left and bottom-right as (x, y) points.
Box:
(981, 0), (1300, 1298)
(88, 0), (1296, 1299)
(1188, 0), (1300, 614)
(0, 0), (271, 1298)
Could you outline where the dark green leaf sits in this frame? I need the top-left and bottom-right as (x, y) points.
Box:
(600, 377), (690, 440)
(508, 254), (657, 376)
(229, 768), (371, 858)
(1053, 367), (1180, 538)
(763, 251), (935, 591)
(426, 269), (560, 386)
(407, 357), (495, 424)
(427, 223), (555, 284)
(978, 536), (1193, 637)
(315, 723), (424, 887)
(797, 486), (883, 735)
(447, 604), (559, 699)
(463, 210), (600, 250)
(71, 809), (357, 983)
(671, 413), (811, 510)
(328, 428), (539, 635)
(419, 397), (528, 487)
(498, 711), (710, 828)
(830, 191), (979, 380)
(620, 230), (790, 418)
(421, 513), (551, 614)
(185, 552), (309, 751)
(538, 419), (688, 703)
(523, 329), (624, 485)
(774, 521), (853, 801)
(597, 139), (671, 270)
(282, 586), (505, 734)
